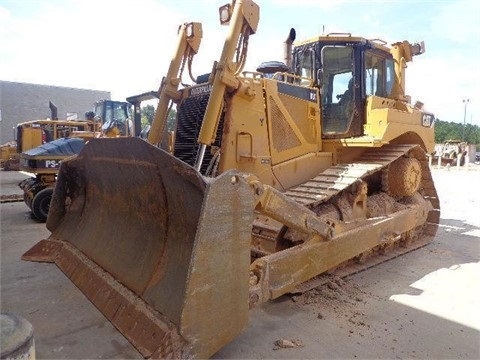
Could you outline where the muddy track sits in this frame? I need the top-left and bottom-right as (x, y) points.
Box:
(252, 144), (440, 291)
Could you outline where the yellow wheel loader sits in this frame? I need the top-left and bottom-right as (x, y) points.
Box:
(18, 97), (156, 221)
(1, 102), (100, 171)
(23, 0), (439, 358)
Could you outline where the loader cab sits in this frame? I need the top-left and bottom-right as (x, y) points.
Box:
(126, 90), (159, 138)
(94, 100), (133, 137)
(292, 36), (395, 139)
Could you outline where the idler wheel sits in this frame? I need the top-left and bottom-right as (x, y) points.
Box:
(383, 157), (422, 198)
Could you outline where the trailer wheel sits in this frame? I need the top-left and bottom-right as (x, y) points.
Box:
(31, 188), (53, 222)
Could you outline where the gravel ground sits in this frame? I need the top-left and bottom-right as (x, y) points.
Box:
(1, 166), (479, 359)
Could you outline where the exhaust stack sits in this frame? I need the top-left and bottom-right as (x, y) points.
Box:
(284, 28), (296, 69)
(49, 101), (58, 120)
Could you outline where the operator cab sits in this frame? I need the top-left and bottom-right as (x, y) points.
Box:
(292, 35), (395, 139)
(94, 100), (133, 137)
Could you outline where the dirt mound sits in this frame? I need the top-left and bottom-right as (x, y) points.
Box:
(290, 275), (374, 335)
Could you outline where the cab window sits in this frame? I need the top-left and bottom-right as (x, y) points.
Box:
(365, 52), (393, 97)
(320, 46), (354, 105)
(296, 48), (315, 85)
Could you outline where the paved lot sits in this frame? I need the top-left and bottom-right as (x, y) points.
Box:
(1, 167), (479, 359)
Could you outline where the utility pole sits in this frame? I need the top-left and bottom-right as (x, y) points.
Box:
(462, 98), (470, 142)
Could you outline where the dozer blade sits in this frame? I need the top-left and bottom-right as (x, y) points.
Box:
(22, 137), (256, 359)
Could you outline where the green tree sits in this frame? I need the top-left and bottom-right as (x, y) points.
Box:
(141, 105), (156, 127)
(167, 108), (177, 132)
(140, 105), (177, 132)
(434, 119), (480, 146)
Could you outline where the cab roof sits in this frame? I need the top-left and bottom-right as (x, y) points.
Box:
(294, 33), (391, 52)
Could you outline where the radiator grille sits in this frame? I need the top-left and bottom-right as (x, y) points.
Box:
(269, 96), (301, 152)
(174, 93), (224, 174)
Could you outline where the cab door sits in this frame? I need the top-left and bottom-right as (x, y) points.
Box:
(319, 45), (363, 138)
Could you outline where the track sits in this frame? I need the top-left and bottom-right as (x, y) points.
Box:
(251, 144), (440, 291)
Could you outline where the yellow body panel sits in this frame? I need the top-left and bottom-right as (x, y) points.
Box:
(363, 96), (435, 153)
(218, 76), (332, 190)
(21, 128), (44, 151)
(1, 143), (17, 160)
(271, 151), (332, 190)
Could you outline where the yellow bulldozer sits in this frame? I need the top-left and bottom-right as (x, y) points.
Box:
(23, 0), (439, 358)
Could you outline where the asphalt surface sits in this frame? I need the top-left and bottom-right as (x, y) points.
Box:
(1, 167), (479, 359)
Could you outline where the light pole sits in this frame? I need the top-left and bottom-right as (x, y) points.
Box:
(462, 98), (470, 142)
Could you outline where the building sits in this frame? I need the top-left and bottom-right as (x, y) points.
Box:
(0, 81), (110, 144)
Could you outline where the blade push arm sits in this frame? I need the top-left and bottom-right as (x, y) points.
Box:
(248, 178), (334, 240)
(147, 22), (203, 145)
(194, 0), (259, 170)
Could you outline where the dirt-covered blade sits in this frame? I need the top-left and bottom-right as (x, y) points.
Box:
(23, 137), (256, 359)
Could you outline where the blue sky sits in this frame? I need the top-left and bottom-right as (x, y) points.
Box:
(1, 0), (479, 125)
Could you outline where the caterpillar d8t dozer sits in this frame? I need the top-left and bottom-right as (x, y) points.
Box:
(23, 0), (439, 358)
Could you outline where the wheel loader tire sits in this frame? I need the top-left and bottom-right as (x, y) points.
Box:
(31, 188), (53, 222)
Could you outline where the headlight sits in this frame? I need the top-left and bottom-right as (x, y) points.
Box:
(219, 4), (231, 25)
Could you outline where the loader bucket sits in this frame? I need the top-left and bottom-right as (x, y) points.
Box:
(22, 137), (256, 359)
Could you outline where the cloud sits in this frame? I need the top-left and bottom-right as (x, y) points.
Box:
(0, 0), (216, 100)
(1, 0), (478, 125)
(430, 0), (480, 44)
(273, 0), (348, 10)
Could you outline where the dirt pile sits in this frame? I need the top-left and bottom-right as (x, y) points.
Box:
(291, 275), (374, 335)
